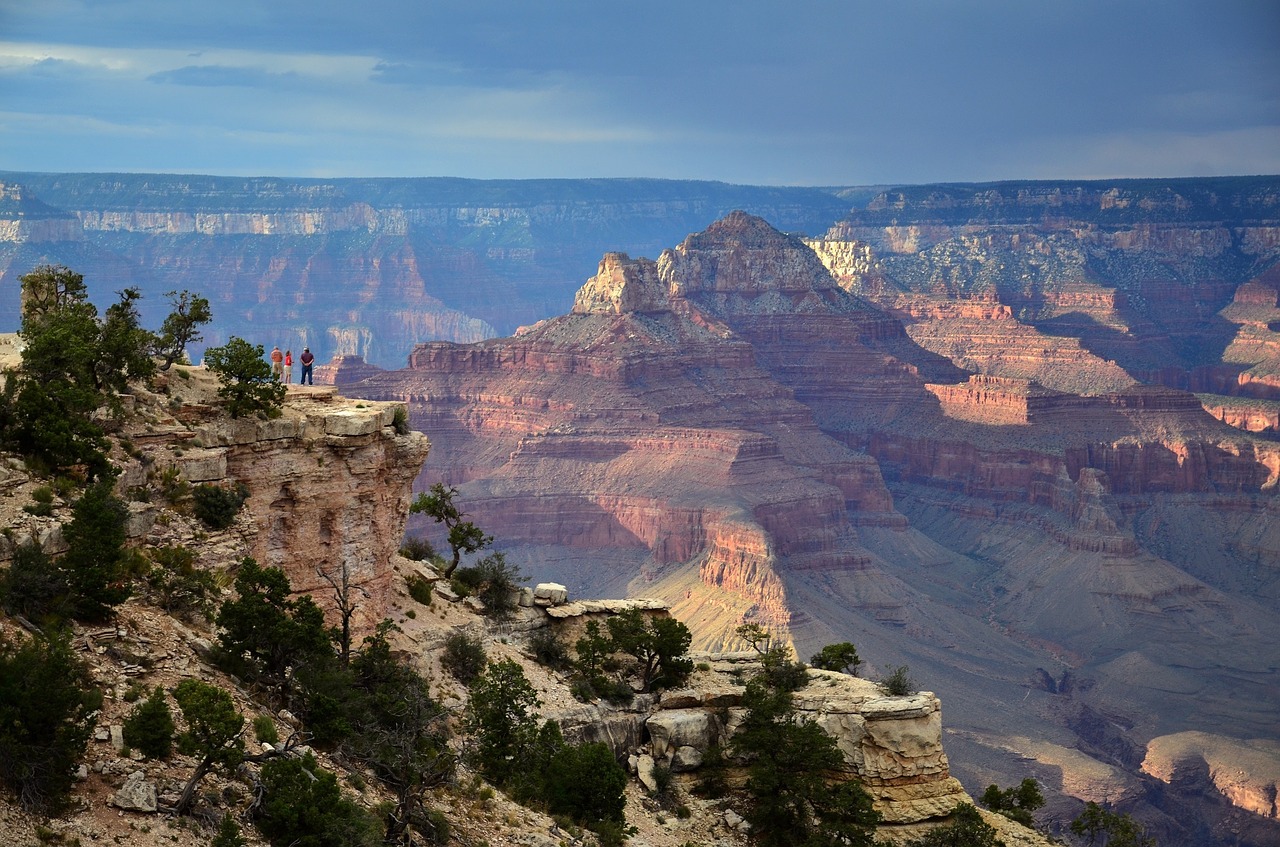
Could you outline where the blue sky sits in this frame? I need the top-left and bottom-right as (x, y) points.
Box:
(1, 0), (1277, 185)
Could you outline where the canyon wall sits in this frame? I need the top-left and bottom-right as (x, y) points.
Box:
(0, 173), (850, 368)
(342, 206), (1280, 847)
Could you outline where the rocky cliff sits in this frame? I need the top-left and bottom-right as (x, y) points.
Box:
(342, 210), (1280, 846)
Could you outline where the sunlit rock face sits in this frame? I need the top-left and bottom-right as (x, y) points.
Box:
(347, 203), (1280, 846)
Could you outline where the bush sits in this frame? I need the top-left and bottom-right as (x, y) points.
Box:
(441, 632), (487, 685)
(406, 573), (434, 605)
(203, 336), (286, 419)
(144, 545), (217, 622)
(61, 478), (132, 621)
(193, 482), (249, 530)
(0, 629), (103, 813)
(544, 742), (628, 828)
(122, 686), (175, 760)
(810, 642), (861, 676)
(392, 405), (410, 435)
(454, 552), (523, 620)
(253, 714), (280, 745)
(905, 803), (1003, 847)
(529, 629), (572, 671)
(257, 753), (381, 847)
(606, 609), (693, 692)
(881, 664), (917, 696)
(980, 778), (1043, 827)
(0, 541), (68, 623)
(399, 536), (436, 562)
(463, 659), (539, 783)
(211, 813), (247, 847)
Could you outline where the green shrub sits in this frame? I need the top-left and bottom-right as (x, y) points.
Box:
(881, 664), (917, 696)
(192, 482), (249, 530)
(144, 545), (217, 622)
(905, 803), (1003, 847)
(980, 777), (1044, 827)
(544, 741), (628, 827)
(203, 336), (286, 419)
(810, 641), (861, 676)
(454, 552), (523, 620)
(0, 629), (102, 813)
(442, 632), (487, 684)
(61, 479), (131, 621)
(529, 630), (572, 671)
(0, 541), (68, 623)
(399, 536), (437, 562)
(257, 753), (380, 847)
(253, 714), (280, 745)
(210, 814), (247, 847)
(122, 686), (175, 760)
(391, 405), (410, 435)
(406, 573), (434, 605)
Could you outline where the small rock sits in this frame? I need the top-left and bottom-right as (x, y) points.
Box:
(75, 765), (89, 780)
(109, 725), (124, 751)
(434, 582), (459, 602)
(94, 727), (110, 742)
(724, 808), (744, 829)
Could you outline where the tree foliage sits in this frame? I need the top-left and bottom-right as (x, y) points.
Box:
(1070, 802), (1156, 847)
(408, 483), (492, 578)
(463, 658), (540, 782)
(122, 685), (176, 760)
(173, 678), (245, 814)
(810, 642), (861, 676)
(214, 558), (332, 690)
(606, 608), (693, 692)
(0, 629), (102, 813)
(256, 752), (381, 847)
(153, 289), (212, 370)
(453, 551), (522, 619)
(732, 649), (879, 847)
(61, 478), (132, 621)
(905, 803), (1005, 847)
(203, 336), (286, 419)
(980, 778), (1044, 827)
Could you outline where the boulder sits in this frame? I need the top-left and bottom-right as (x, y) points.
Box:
(111, 770), (157, 813)
(647, 709), (718, 760)
(534, 583), (568, 605)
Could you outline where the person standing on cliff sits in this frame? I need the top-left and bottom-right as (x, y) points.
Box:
(299, 347), (315, 385)
(270, 345), (284, 380)
(282, 349), (293, 383)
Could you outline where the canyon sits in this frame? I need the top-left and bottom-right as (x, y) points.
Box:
(340, 199), (1280, 846)
(4, 173), (1280, 844)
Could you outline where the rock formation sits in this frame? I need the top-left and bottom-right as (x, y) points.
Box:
(0, 174), (850, 367)
(346, 210), (1280, 846)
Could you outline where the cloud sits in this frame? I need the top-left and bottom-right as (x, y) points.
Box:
(147, 65), (302, 88)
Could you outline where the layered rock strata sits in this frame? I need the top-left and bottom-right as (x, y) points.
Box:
(345, 210), (1280, 845)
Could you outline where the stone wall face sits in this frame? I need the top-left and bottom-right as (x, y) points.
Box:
(187, 393), (430, 628)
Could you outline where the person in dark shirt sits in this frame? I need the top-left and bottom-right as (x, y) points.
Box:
(299, 347), (315, 385)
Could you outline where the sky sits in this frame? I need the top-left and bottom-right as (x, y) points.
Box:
(1, 0), (1278, 186)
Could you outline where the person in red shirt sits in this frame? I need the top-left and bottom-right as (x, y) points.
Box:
(283, 349), (293, 383)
